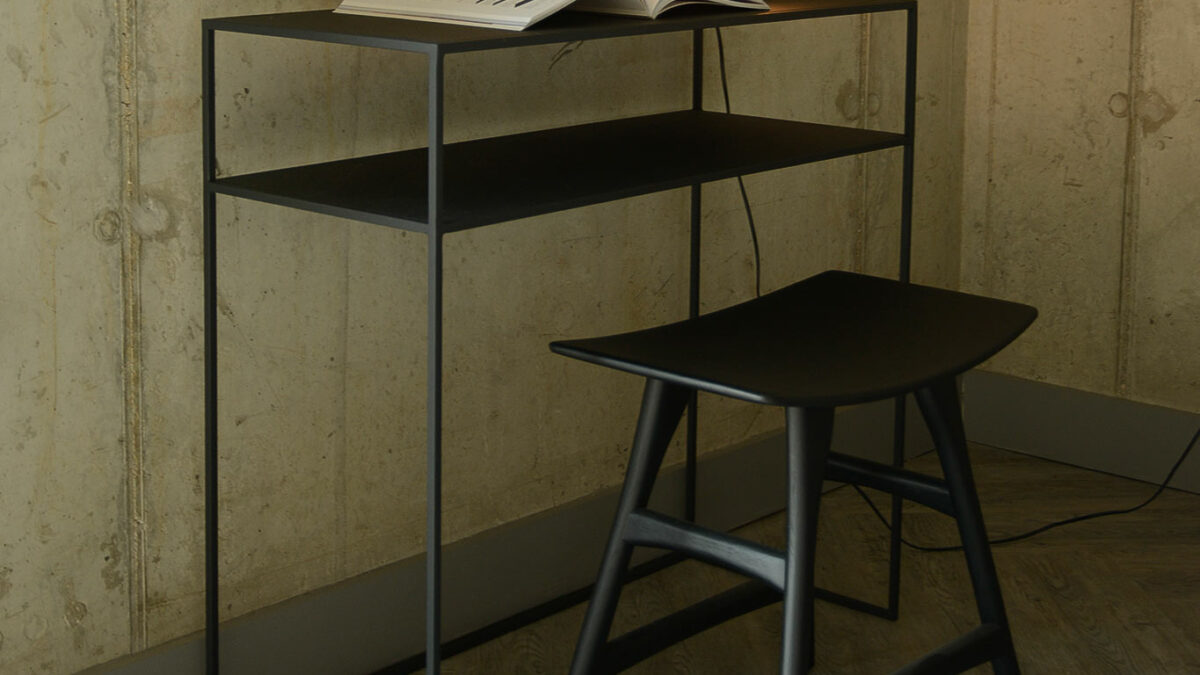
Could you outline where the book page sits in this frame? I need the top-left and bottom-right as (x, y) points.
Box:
(650, 0), (767, 16)
(569, 0), (653, 18)
(336, 0), (577, 30)
(574, 0), (767, 20)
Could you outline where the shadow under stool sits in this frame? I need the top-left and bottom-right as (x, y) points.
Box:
(550, 270), (1037, 675)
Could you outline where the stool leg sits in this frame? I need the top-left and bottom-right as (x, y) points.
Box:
(915, 379), (1021, 675)
(569, 378), (690, 675)
(780, 406), (833, 675)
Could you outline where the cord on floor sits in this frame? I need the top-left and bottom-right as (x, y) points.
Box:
(854, 424), (1200, 552)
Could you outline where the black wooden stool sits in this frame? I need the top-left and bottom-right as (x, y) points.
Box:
(550, 270), (1036, 675)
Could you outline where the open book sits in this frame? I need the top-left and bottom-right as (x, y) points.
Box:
(573, 0), (767, 20)
(334, 0), (769, 31)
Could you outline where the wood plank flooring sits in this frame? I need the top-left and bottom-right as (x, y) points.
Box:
(432, 446), (1200, 673)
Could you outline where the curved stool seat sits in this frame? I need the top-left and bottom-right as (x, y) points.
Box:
(552, 270), (1036, 407)
(551, 270), (1035, 675)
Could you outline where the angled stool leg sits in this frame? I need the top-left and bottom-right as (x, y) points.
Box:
(570, 378), (691, 675)
(915, 379), (1021, 675)
(780, 406), (834, 675)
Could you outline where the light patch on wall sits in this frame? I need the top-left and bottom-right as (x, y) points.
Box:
(1136, 88), (1178, 135)
(131, 191), (176, 242)
(101, 537), (125, 591)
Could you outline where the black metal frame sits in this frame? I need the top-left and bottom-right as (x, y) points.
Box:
(201, 3), (918, 673)
(201, 23), (219, 675)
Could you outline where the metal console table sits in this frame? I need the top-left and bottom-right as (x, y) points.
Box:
(202, 1), (917, 672)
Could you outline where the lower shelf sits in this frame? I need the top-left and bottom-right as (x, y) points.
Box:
(209, 109), (906, 233)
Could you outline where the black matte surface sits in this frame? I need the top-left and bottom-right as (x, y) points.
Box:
(210, 110), (904, 232)
(551, 271), (1038, 407)
(205, 1), (914, 53)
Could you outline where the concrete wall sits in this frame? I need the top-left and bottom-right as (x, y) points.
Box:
(961, 0), (1200, 414)
(1, 0), (131, 670)
(2, 2), (965, 672)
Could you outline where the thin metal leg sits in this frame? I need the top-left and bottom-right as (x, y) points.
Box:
(685, 185), (701, 523)
(202, 24), (220, 675)
(915, 379), (1021, 675)
(204, 193), (219, 675)
(884, 3), (920, 625)
(885, 397), (904, 621)
(425, 231), (444, 675)
(780, 407), (833, 675)
(569, 379), (690, 675)
(684, 28), (703, 525)
(426, 49), (446, 675)
(899, 5), (918, 285)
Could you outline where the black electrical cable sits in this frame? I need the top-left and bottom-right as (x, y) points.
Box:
(715, 27), (763, 298)
(853, 424), (1200, 553)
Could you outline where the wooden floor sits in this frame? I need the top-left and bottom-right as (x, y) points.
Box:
(433, 446), (1200, 674)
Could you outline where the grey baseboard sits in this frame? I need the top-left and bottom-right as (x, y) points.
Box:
(85, 398), (923, 675)
(89, 375), (1198, 674)
(962, 371), (1200, 494)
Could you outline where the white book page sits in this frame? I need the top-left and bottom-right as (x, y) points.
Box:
(568, 0), (653, 18)
(336, 0), (576, 30)
(574, 0), (767, 20)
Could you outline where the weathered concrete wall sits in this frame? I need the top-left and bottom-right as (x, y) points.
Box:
(1124, 0), (1200, 410)
(1, 0), (130, 672)
(2, 1), (964, 671)
(961, 0), (1200, 414)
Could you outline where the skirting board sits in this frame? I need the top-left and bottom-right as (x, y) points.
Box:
(87, 375), (1200, 674)
(85, 398), (929, 675)
(963, 371), (1200, 494)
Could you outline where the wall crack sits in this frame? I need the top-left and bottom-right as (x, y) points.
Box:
(117, 0), (149, 653)
(1116, 0), (1146, 397)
